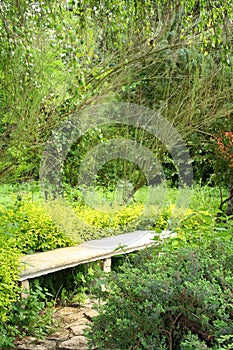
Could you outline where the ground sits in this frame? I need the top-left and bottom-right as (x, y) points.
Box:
(14, 299), (98, 350)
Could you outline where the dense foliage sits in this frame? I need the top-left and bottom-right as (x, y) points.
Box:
(0, 236), (21, 325)
(0, 1), (232, 199)
(0, 0), (233, 348)
(0, 183), (232, 348)
(86, 240), (233, 349)
(0, 201), (74, 254)
(0, 284), (55, 349)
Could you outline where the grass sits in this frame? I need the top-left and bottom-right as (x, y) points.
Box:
(0, 181), (228, 215)
(0, 182), (41, 205)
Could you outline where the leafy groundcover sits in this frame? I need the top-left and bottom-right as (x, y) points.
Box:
(86, 239), (233, 350)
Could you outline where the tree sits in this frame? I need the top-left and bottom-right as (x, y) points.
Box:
(215, 131), (233, 216)
(0, 0), (232, 188)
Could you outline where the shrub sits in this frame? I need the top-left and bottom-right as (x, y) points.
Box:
(74, 203), (210, 235)
(0, 236), (21, 326)
(0, 200), (61, 346)
(0, 201), (74, 254)
(86, 240), (233, 350)
(0, 285), (55, 349)
(141, 204), (214, 235)
(0, 198), (75, 345)
(74, 203), (143, 231)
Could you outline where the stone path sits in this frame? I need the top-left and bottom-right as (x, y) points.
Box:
(14, 299), (98, 350)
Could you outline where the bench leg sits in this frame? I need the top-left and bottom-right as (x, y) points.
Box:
(21, 279), (30, 298)
(100, 258), (111, 291)
(102, 258), (111, 272)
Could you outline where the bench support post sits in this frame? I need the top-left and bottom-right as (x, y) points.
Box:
(20, 279), (30, 298)
(102, 258), (111, 272)
(100, 258), (112, 291)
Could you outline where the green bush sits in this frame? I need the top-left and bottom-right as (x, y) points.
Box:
(0, 199), (74, 347)
(0, 285), (55, 349)
(0, 198), (74, 343)
(0, 236), (21, 326)
(0, 201), (74, 254)
(74, 203), (143, 230)
(86, 240), (233, 350)
(0, 209), (20, 348)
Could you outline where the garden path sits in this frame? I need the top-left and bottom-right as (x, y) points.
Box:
(15, 298), (98, 350)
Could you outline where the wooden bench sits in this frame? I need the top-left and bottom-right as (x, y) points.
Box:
(20, 230), (171, 296)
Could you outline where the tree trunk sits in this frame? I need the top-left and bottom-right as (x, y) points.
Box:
(226, 184), (233, 216)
